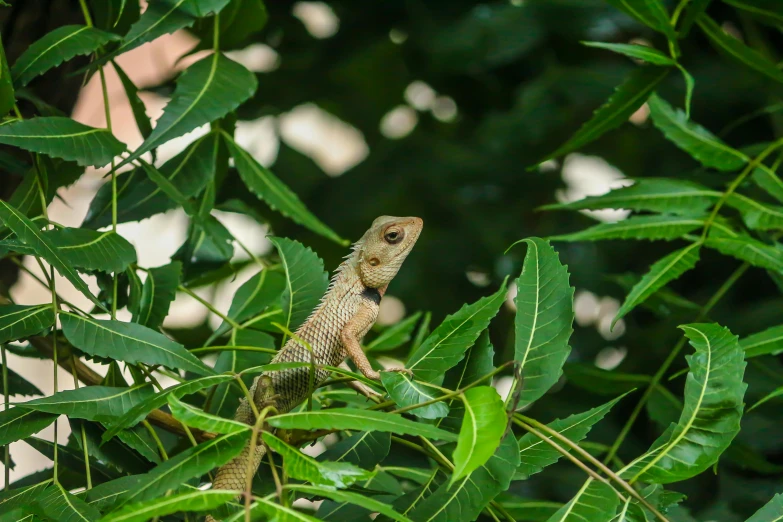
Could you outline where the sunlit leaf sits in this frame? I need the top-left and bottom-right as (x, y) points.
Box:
(541, 179), (719, 215)
(225, 134), (346, 244)
(121, 53), (256, 166)
(705, 235), (783, 273)
(581, 42), (675, 65)
(263, 432), (372, 488)
(511, 238), (574, 406)
(267, 408), (458, 441)
(451, 386), (506, 484)
(620, 323), (746, 483)
(648, 94), (747, 171)
(0, 117), (125, 167)
(538, 67), (668, 163)
(516, 395), (625, 480)
(0, 480), (52, 513)
(745, 493), (783, 522)
(268, 236), (329, 335)
(60, 312), (214, 376)
(407, 283), (506, 383)
(100, 489), (238, 522)
(751, 165), (783, 204)
(0, 304), (54, 344)
(550, 215), (705, 242)
(698, 14), (783, 85)
(545, 478), (618, 522)
(224, 496), (321, 522)
(115, 431), (249, 506)
(741, 325), (783, 358)
(613, 242), (701, 327)
(11, 25), (120, 87)
(167, 395), (249, 435)
(381, 372), (448, 419)
(20, 384), (154, 422)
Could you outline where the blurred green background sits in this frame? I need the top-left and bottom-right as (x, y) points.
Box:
(4, 1), (783, 519)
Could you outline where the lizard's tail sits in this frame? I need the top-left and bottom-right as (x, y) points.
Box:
(205, 440), (267, 522)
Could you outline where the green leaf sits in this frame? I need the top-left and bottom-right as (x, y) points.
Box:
(208, 347), (271, 419)
(512, 238), (574, 407)
(84, 134), (218, 228)
(367, 311), (422, 352)
(0, 481), (52, 513)
(0, 33), (14, 116)
(317, 431), (390, 470)
(267, 408), (458, 442)
(407, 283), (506, 383)
(20, 384), (154, 422)
(224, 497), (321, 522)
(288, 484), (413, 522)
(1, 228), (137, 273)
(752, 165), (783, 204)
(121, 53), (256, 167)
(745, 493), (783, 522)
(604, 0), (675, 37)
(406, 435), (519, 522)
(191, 0), (269, 50)
(0, 364), (43, 396)
(741, 325), (783, 358)
(6, 159), (82, 219)
(116, 431), (249, 506)
(564, 364), (649, 396)
(705, 235), (783, 272)
(268, 236), (329, 335)
(0, 408), (56, 446)
(225, 134), (346, 244)
(60, 312), (214, 376)
(647, 94), (748, 171)
(516, 395), (625, 480)
(167, 395), (249, 435)
(103, 375), (233, 440)
(35, 482), (100, 522)
(11, 25), (120, 87)
(620, 323), (747, 483)
(0, 202), (105, 311)
(132, 262), (181, 330)
(451, 386), (506, 485)
(542, 179), (720, 215)
(112, 60), (152, 140)
(83, 475), (141, 511)
(698, 14), (783, 85)
(726, 193), (783, 231)
(545, 479), (619, 522)
(100, 489), (238, 522)
(26, 436), (119, 484)
(549, 215), (705, 242)
(613, 242), (701, 327)
(380, 372), (448, 419)
(0, 304), (54, 344)
(538, 67), (668, 163)
(581, 42), (675, 65)
(723, 0), (783, 25)
(69, 419), (153, 475)
(210, 268), (286, 341)
(0, 117), (125, 167)
(263, 432), (372, 488)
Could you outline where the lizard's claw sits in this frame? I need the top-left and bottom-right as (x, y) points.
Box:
(384, 367), (413, 377)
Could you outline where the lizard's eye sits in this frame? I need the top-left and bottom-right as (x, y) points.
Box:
(384, 228), (403, 244)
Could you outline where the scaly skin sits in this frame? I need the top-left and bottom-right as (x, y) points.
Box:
(207, 216), (423, 521)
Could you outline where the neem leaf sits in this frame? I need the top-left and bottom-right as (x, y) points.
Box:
(511, 238), (574, 407)
(121, 53), (256, 167)
(538, 66), (668, 163)
(550, 215), (705, 242)
(381, 372), (449, 419)
(407, 283), (506, 383)
(11, 25), (120, 87)
(582, 41), (675, 66)
(60, 312), (214, 376)
(451, 386), (506, 485)
(0, 117), (125, 167)
(0, 408), (57, 446)
(20, 384), (154, 422)
(132, 262), (181, 330)
(100, 489), (238, 522)
(0, 304), (54, 344)
(742, 325), (783, 358)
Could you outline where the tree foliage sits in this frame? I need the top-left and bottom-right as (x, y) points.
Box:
(1, 0), (783, 521)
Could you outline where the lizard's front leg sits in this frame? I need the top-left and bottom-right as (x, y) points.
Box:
(341, 306), (410, 381)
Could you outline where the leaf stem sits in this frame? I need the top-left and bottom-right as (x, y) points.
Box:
(190, 345), (277, 355)
(68, 357), (92, 489)
(142, 420), (168, 461)
(77, 0), (94, 27)
(179, 285), (241, 328)
(518, 414), (670, 522)
(49, 265), (59, 485)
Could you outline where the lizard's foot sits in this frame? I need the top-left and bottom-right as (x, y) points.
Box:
(384, 367), (413, 377)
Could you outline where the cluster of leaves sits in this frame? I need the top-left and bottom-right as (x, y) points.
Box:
(1, 0), (783, 521)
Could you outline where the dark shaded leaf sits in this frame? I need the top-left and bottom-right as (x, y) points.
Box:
(132, 262), (181, 330)
(550, 215), (705, 242)
(582, 42), (675, 65)
(381, 372), (448, 419)
(0, 408), (56, 446)
(0, 304), (54, 344)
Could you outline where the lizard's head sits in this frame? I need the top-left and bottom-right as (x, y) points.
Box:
(355, 215), (423, 288)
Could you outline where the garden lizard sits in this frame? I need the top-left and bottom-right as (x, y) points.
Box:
(207, 216), (423, 519)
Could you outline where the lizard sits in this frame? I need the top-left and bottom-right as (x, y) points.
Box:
(207, 215), (423, 520)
